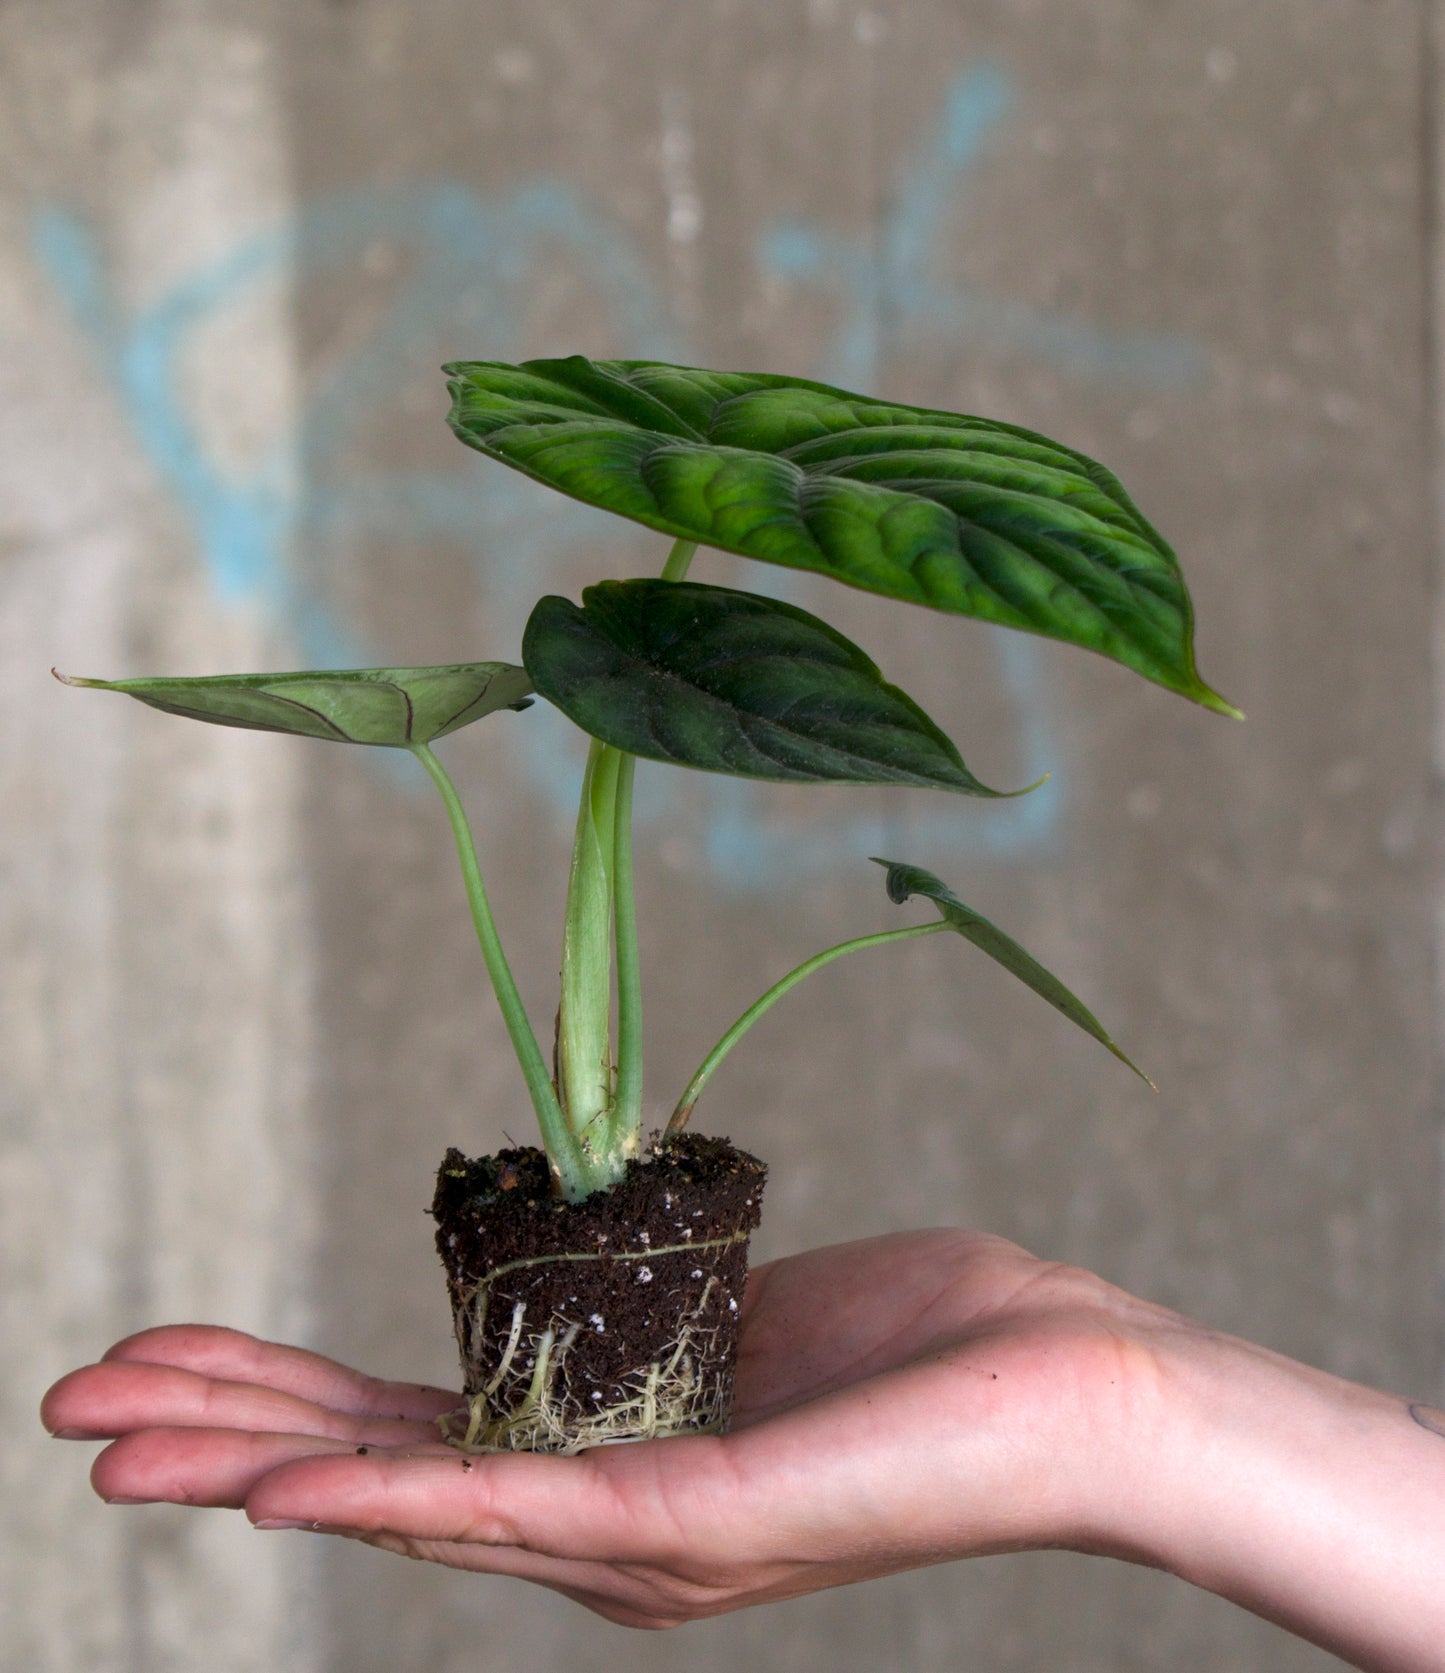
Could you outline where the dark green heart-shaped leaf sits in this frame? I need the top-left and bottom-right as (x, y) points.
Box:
(53, 663), (534, 747)
(875, 858), (1153, 1085)
(447, 356), (1238, 717)
(523, 579), (1020, 794)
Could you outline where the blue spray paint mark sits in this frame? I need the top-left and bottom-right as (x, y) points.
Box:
(34, 183), (674, 804)
(760, 63), (1203, 393)
(35, 205), (302, 630)
(33, 184), (674, 669)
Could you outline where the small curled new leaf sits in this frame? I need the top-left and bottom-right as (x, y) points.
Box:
(53, 663), (534, 747)
(874, 858), (1154, 1087)
(523, 578), (1023, 794)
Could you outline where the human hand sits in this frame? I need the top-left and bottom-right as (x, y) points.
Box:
(40, 1231), (1176, 1627)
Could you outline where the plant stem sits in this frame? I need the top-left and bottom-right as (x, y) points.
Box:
(665, 920), (950, 1137)
(409, 742), (589, 1197)
(545, 538), (700, 1186)
(558, 738), (620, 1150)
(609, 750), (643, 1152)
(570, 539), (697, 1163)
(659, 537), (698, 583)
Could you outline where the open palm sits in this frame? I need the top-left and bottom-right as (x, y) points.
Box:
(42, 1231), (1172, 1627)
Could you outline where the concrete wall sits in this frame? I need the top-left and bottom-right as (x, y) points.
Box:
(3, 2), (1440, 1668)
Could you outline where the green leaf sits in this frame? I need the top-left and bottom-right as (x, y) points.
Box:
(446, 356), (1238, 717)
(523, 579), (1021, 795)
(874, 859), (1154, 1086)
(53, 663), (534, 747)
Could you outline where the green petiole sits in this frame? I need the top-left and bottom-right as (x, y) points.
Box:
(665, 919), (951, 1137)
(410, 741), (592, 1200)
(659, 537), (698, 583)
(607, 750), (643, 1154)
(557, 737), (621, 1154)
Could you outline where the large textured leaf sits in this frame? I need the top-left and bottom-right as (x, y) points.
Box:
(447, 356), (1237, 716)
(523, 579), (1018, 794)
(54, 663), (534, 747)
(875, 859), (1152, 1085)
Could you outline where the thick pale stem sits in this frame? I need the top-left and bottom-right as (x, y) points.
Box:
(548, 537), (703, 1188)
(555, 537), (699, 1176)
(666, 920), (949, 1136)
(558, 739), (621, 1150)
(602, 537), (694, 1144)
(609, 751), (643, 1152)
(409, 743), (591, 1197)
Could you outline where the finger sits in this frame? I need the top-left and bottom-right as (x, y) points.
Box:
(101, 1325), (457, 1422)
(243, 1427), (837, 1568)
(243, 1439), (722, 1563)
(43, 1360), (445, 1447)
(90, 1426), (396, 1509)
(242, 1423), (944, 1616)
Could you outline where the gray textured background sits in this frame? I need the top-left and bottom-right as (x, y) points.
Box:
(3, 1), (1441, 1668)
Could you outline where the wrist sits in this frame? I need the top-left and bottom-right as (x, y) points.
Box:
(1087, 1306), (1445, 1671)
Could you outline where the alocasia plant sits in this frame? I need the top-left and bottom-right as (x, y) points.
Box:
(59, 356), (1235, 1205)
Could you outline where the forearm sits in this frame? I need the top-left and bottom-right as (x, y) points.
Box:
(1103, 1323), (1445, 1672)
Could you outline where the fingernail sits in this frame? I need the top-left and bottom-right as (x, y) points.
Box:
(103, 1495), (155, 1506)
(253, 1519), (313, 1531)
(51, 1427), (100, 1440)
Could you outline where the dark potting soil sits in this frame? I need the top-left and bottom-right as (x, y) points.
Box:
(431, 1134), (766, 1445)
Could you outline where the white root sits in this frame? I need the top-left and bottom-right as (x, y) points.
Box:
(439, 1233), (748, 1455)
(438, 1311), (732, 1454)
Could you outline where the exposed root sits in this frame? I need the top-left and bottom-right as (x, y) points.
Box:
(437, 1309), (728, 1454)
(438, 1267), (733, 1455)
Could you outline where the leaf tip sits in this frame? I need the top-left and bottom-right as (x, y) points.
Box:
(52, 668), (101, 689)
(1188, 675), (1244, 721)
(870, 856), (921, 906)
(1130, 1057), (1164, 1097)
(1002, 769), (1051, 799)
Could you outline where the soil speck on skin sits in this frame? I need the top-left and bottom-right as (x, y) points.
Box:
(462, 1459), (473, 1471)
(356, 1446), (368, 1455)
